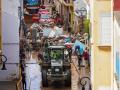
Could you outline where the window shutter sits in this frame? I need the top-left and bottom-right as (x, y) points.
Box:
(100, 13), (111, 46)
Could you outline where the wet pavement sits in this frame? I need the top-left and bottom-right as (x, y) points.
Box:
(42, 87), (71, 90)
(41, 82), (71, 90)
(0, 81), (16, 90)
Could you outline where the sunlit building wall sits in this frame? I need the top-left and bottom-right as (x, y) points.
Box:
(90, 0), (112, 90)
(0, 0), (20, 81)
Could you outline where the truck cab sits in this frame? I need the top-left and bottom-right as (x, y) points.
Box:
(41, 45), (72, 87)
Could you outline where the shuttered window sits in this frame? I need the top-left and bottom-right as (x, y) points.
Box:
(99, 13), (111, 46)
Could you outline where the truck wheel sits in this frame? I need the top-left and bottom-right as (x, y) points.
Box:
(42, 70), (48, 87)
(65, 70), (71, 87)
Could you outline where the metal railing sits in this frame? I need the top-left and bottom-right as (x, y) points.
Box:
(79, 77), (91, 90)
(71, 56), (91, 90)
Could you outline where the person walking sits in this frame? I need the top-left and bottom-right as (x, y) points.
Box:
(52, 4), (56, 15)
(38, 51), (44, 64)
(20, 61), (26, 90)
(75, 45), (83, 69)
(83, 48), (89, 69)
(48, 0), (53, 3)
(20, 48), (25, 60)
(25, 44), (32, 59)
(77, 54), (83, 70)
(22, 70), (26, 90)
(41, 0), (44, 5)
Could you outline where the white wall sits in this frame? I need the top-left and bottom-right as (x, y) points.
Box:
(0, 0), (20, 81)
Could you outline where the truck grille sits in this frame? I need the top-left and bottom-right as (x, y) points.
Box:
(51, 67), (63, 74)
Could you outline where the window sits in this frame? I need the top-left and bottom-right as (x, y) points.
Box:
(99, 13), (111, 46)
(50, 50), (63, 60)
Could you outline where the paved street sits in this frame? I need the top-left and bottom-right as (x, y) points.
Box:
(0, 81), (16, 90)
(41, 85), (70, 90)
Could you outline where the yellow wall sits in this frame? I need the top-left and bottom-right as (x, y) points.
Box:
(91, 1), (112, 90)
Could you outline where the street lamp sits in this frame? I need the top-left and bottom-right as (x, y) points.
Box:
(77, 7), (87, 17)
(79, 77), (91, 90)
(75, 7), (87, 33)
(0, 54), (7, 70)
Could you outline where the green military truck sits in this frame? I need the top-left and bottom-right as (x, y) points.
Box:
(41, 45), (72, 87)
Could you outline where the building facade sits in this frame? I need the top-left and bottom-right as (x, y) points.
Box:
(54, 0), (74, 32)
(90, 0), (112, 90)
(0, 0), (20, 81)
(73, 0), (90, 33)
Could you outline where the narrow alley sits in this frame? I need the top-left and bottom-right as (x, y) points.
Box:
(0, 0), (119, 90)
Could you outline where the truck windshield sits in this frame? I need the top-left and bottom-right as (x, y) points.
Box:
(50, 49), (63, 60)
